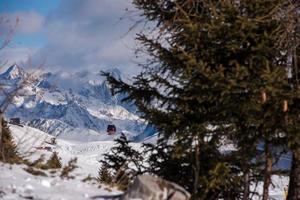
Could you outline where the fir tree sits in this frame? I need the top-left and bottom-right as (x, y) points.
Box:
(60, 158), (78, 179)
(98, 164), (113, 185)
(100, 134), (143, 174)
(0, 119), (22, 164)
(278, 2), (300, 198)
(99, 134), (144, 190)
(45, 152), (62, 169)
(103, 0), (297, 198)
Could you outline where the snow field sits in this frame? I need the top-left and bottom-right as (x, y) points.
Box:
(0, 124), (290, 200)
(0, 125), (126, 199)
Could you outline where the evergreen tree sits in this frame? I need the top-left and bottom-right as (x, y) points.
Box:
(0, 119), (22, 164)
(277, 2), (300, 198)
(100, 134), (143, 174)
(45, 152), (62, 169)
(98, 164), (113, 185)
(99, 134), (144, 189)
(103, 0), (296, 198)
(143, 140), (242, 199)
(285, 48), (300, 200)
(60, 158), (78, 179)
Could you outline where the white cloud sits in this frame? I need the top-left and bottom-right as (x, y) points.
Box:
(30, 0), (143, 75)
(0, 46), (38, 68)
(0, 11), (45, 34)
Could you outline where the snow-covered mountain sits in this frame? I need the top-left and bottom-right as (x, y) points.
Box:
(0, 65), (149, 142)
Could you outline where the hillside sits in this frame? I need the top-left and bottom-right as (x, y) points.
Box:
(0, 124), (125, 199)
(0, 124), (289, 200)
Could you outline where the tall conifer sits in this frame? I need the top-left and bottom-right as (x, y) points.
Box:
(0, 119), (22, 164)
(104, 0), (298, 198)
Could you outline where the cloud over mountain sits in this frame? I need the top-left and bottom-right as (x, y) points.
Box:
(31, 0), (140, 75)
(0, 11), (45, 34)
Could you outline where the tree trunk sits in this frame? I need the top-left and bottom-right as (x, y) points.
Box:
(262, 142), (272, 200)
(242, 170), (250, 200)
(193, 139), (200, 195)
(287, 148), (300, 200)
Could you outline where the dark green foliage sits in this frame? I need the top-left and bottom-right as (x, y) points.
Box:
(143, 140), (243, 199)
(60, 158), (78, 179)
(98, 165), (113, 185)
(100, 134), (144, 174)
(0, 119), (22, 164)
(25, 155), (77, 179)
(143, 142), (189, 186)
(102, 0), (299, 199)
(113, 168), (131, 191)
(45, 152), (62, 169)
(82, 174), (98, 183)
(27, 155), (46, 168)
(27, 153), (61, 170)
(99, 134), (144, 190)
(24, 167), (47, 177)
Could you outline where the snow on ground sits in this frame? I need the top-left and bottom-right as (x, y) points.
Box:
(0, 163), (122, 200)
(0, 124), (290, 200)
(10, 124), (142, 177)
(0, 125), (132, 199)
(252, 175), (289, 200)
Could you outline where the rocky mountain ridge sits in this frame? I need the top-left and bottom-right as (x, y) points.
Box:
(1, 65), (149, 142)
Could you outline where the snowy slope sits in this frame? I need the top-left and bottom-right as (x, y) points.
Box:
(0, 121), (290, 200)
(0, 124), (288, 200)
(10, 124), (142, 176)
(0, 125), (138, 200)
(0, 163), (122, 200)
(0, 65), (148, 142)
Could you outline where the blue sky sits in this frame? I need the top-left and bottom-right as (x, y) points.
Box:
(0, 0), (60, 47)
(0, 0), (60, 13)
(0, 0), (141, 75)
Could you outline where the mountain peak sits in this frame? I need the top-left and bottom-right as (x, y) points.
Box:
(0, 64), (26, 80)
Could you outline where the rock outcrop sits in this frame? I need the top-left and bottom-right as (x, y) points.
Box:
(122, 175), (190, 200)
